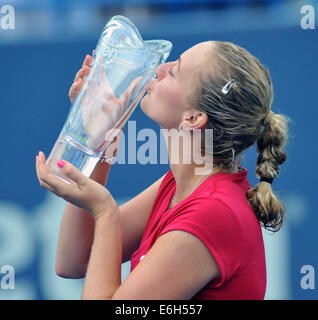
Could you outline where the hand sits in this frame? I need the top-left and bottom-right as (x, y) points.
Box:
(35, 151), (118, 220)
(67, 51), (141, 155)
(79, 55), (141, 150)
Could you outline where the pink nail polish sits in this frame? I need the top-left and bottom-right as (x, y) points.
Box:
(57, 160), (66, 168)
(36, 155), (38, 162)
(76, 78), (81, 83)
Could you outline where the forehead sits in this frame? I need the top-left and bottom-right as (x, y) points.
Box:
(175, 42), (215, 105)
(180, 41), (214, 73)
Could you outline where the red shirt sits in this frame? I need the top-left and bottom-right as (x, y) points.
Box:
(130, 168), (266, 300)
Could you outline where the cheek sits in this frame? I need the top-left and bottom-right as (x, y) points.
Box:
(140, 83), (185, 127)
(156, 84), (185, 113)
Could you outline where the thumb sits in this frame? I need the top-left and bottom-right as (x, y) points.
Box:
(57, 160), (88, 186)
(120, 76), (142, 106)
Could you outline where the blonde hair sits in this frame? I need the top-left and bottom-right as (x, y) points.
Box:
(193, 41), (289, 232)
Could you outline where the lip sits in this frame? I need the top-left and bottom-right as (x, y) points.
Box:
(146, 84), (151, 93)
(145, 80), (153, 92)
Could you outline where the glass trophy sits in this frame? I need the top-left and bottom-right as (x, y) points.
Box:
(46, 15), (172, 183)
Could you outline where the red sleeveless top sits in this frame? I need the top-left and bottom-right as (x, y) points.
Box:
(130, 168), (266, 300)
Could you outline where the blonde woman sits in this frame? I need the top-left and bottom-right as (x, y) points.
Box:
(36, 41), (288, 300)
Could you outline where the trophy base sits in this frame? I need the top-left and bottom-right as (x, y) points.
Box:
(46, 134), (100, 184)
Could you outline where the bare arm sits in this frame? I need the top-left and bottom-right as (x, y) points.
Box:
(37, 154), (218, 300)
(55, 160), (165, 278)
(54, 161), (109, 278)
(55, 53), (165, 278)
(56, 54), (110, 278)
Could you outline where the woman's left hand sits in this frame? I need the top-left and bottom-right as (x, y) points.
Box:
(35, 151), (117, 220)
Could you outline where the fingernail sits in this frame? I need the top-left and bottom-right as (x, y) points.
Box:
(92, 49), (95, 56)
(57, 160), (66, 168)
(76, 78), (81, 83)
(36, 155), (38, 162)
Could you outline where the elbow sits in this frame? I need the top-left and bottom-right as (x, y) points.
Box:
(81, 293), (112, 300)
(55, 263), (86, 279)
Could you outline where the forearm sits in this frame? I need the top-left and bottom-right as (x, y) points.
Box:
(81, 208), (123, 300)
(55, 161), (112, 277)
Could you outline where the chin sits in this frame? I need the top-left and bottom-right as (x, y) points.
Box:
(139, 98), (161, 124)
(139, 98), (147, 113)
(140, 96), (152, 113)
(140, 98), (152, 118)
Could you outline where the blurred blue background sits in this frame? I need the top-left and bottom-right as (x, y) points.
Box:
(0, 0), (317, 299)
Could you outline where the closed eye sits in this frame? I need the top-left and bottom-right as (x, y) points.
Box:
(169, 70), (174, 77)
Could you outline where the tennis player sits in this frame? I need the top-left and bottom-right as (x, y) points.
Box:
(36, 41), (288, 300)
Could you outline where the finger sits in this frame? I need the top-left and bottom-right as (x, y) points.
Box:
(56, 159), (88, 187)
(102, 134), (120, 157)
(82, 54), (92, 67)
(35, 153), (49, 188)
(101, 99), (119, 123)
(38, 176), (57, 193)
(37, 151), (60, 189)
(70, 65), (91, 102)
(130, 76), (142, 90)
(96, 55), (112, 92)
(69, 79), (83, 103)
(120, 76), (142, 107)
(35, 154), (40, 179)
(36, 152), (60, 193)
(36, 151), (58, 187)
(37, 152), (80, 196)
(74, 69), (82, 82)
(37, 151), (49, 179)
(74, 65), (91, 82)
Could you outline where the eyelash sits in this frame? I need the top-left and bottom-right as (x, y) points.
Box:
(169, 70), (174, 77)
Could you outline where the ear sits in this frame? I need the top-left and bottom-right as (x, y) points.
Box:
(181, 111), (208, 130)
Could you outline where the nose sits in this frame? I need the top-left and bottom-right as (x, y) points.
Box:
(154, 63), (167, 81)
(155, 62), (173, 81)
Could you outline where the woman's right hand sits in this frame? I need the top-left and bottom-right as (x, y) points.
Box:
(68, 52), (122, 163)
(69, 53), (93, 104)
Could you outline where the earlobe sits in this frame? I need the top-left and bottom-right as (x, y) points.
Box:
(180, 111), (208, 130)
(188, 112), (208, 129)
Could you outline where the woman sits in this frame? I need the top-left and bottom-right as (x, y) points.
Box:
(36, 41), (288, 300)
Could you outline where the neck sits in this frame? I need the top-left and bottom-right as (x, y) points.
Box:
(163, 126), (238, 205)
(169, 162), (238, 205)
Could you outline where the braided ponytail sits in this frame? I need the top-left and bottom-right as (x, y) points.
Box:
(246, 112), (289, 232)
(190, 41), (290, 232)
